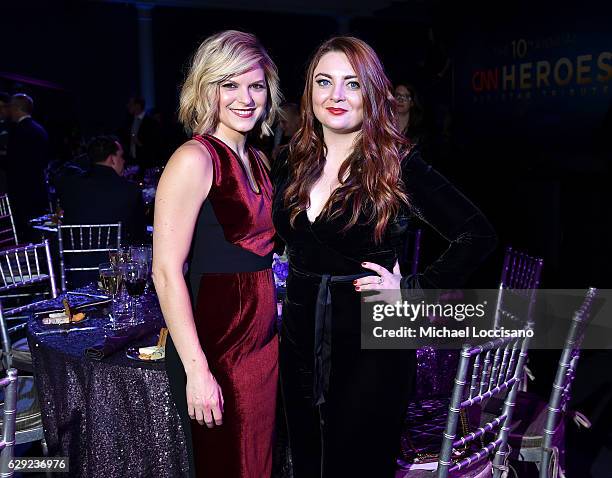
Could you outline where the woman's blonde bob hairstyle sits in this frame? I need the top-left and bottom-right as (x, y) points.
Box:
(179, 30), (282, 137)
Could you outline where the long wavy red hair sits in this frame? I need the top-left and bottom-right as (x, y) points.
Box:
(283, 36), (411, 243)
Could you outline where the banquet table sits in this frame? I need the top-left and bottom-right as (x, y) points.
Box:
(26, 287), (189, 478)
(28, 215), (59, 239)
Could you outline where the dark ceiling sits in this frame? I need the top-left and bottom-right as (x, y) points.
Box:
(94, 0), (437, 19)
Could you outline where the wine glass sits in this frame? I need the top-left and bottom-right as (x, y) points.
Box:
(130, 245), (153, 295)
(98, 262), (123, 330)
(130, 245), (152, 273)
(121, 261), (148, 325)
(109, 245), (131, 268)
(109, 246), (132, 316)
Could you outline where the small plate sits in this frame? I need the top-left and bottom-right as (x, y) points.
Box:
(41, 314), (90, 327)
(126, 346), (165, 362)
(33, 298), (111, 317)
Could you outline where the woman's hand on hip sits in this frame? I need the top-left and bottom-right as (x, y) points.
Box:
(355, 261), (402, 304)
(355, 261), (402, 290)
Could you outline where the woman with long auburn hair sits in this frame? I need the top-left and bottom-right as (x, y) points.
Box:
(272, 36), (497, 476)
(153, 30), (281, 477)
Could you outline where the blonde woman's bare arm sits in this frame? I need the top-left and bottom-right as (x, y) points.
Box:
(152, 141), (224, 428)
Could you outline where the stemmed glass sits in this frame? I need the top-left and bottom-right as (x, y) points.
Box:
(98, 262), (123, 330)
(129, 245), (153, 294)
(109, 246), (131, 317)
(109, 245), (131, 268)
(121, 261), (148, 325)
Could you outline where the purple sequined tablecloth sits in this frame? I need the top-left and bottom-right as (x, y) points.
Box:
(415, 347), (460, 398)
(27, 290), (189, 478)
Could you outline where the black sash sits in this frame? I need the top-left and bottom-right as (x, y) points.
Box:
(290, 264), (370, 406)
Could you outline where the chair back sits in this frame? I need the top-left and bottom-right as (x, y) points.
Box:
(0, 241), (57, 298)
(499, 246), (543, 290)
(493, 247), (544, 329)
(57, 223), (121, 291)
(436, 332), (532, 478)
(0, 241), (58, 370)
(0, 368), (18, 477)
(539, 287), (598, 477)
(0, 195), (18, 250)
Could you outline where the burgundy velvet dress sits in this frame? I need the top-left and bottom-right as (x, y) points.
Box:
(164, 134), (278, 478)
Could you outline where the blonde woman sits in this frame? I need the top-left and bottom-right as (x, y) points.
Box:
(153, 31), (281, 477)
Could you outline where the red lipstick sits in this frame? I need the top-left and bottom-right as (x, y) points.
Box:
(326, 107), (348, 115)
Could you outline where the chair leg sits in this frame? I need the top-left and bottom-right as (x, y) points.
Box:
(492, 448), (511, 478)
(41, 438), (53, 478)
(41, 437), (49, 456)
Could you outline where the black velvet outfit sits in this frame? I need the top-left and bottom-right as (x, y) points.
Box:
(272, 148), (497, 477)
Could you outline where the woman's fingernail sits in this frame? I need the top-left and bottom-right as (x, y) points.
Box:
(361, 262), (367, 266)
(353, 280), (357, 285)
(355, 286), (361, 291)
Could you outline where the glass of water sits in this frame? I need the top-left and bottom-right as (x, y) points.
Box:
(98, 262), (123, 330)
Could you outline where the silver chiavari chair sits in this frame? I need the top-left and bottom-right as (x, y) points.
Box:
(0, 303), (48, 464)
(57, 223), (121, 292)
(399, 333), (532, 478)
(0, 243), (58, 471)
(493, 246), (544, 330)
(439, 333), (531, 478)
(0, 368), (18, 478)
(0, 195), (18, 251)
(0, 312), (47, 463)
(0, 241), (57, 297)
(493, 247), (543, 395)
(499, 288), (597, 477)
(0, 241), (58, 373)
(539, 288), (597, 477)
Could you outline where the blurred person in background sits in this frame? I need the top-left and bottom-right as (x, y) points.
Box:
(6, 93), (50, 239)
(0, 92), (9, 159)
(56, 135), (146, 287)
(0, 92), (10, 192)
(272, 102), (300, 160)
(395, 84), (424, 143)
(56, 135), (146, 244)
(395, 83), (433, 159)
(124, 96), (160, 170)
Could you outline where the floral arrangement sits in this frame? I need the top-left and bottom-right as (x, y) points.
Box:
(142, 187), (156, 206)
(272, 250), (289, 288)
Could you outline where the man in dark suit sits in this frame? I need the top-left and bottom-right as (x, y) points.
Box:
(0, 92), (9, 160)
(5, 93), (50, 239)
(56, 136), (147, 287)
(57, 136), (146, 243)
(124, 97), (160, 169)
(0, 92), (10, 193)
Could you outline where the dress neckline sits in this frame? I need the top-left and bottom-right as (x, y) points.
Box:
(306, 209), (319, 225)
(201, 134), (262, 195)
(306, 187), (342, 225)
